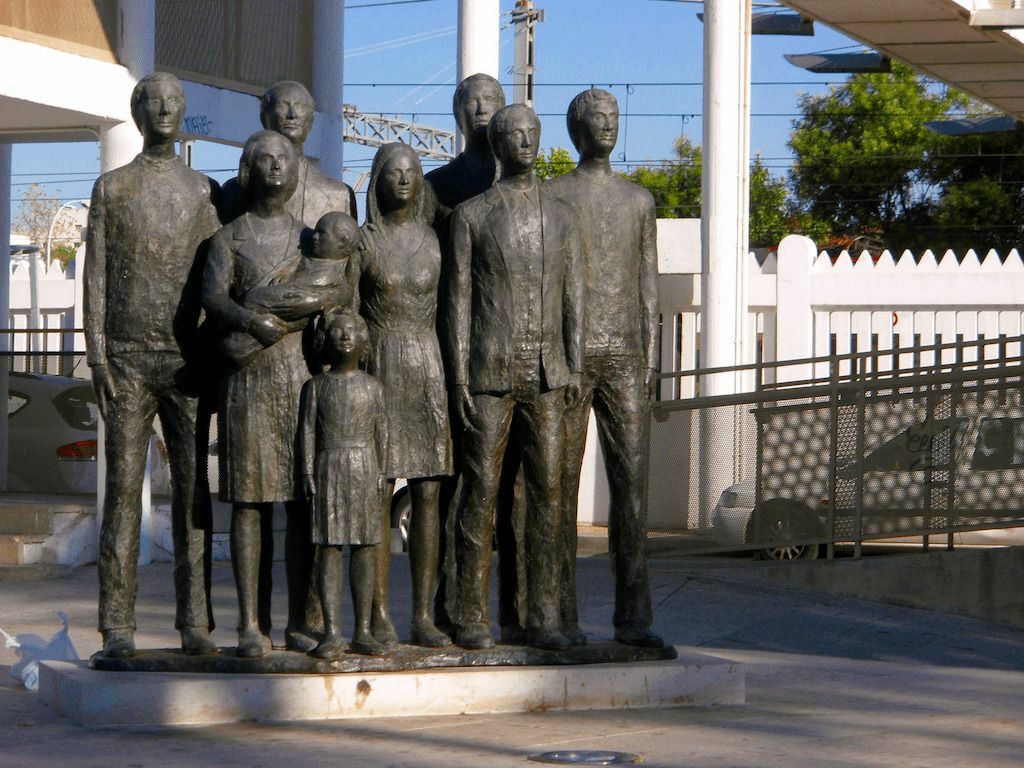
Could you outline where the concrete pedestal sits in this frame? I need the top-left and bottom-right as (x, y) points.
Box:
(39, 648), (743, 727)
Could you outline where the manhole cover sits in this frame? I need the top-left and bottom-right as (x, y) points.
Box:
(528, 751), (641, 765)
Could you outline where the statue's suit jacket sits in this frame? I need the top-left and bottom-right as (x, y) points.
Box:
(447, 181), (585, 396)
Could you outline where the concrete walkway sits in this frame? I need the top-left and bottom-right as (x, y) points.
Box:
(2, 551), (1024, 767)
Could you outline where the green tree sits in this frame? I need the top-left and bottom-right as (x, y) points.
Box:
(626, 137), (702, 219)
(788, 61), (960, 250)
(749, 155), (789, 248)
(922, 125), (1024, 251)
(534, 147), (575, 180)
(786, 60), (1024, 253)
(625, 138), (791, 247)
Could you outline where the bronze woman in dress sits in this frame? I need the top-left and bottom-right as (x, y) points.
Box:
(202, 130), (329, 658)
(360, 142), (453, 647)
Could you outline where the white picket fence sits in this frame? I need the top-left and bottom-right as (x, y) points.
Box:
(655, 226), (1024, 393)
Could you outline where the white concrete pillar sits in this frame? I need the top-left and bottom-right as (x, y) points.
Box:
(99, 0), (155, 172)
(0, 143), (11, 490)
(698, 0), (751, 525)
(457, 0), (500, 151)
(312, 0), (345, 180)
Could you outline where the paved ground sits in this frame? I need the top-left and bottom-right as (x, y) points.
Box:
(2, 551), (1024, 767)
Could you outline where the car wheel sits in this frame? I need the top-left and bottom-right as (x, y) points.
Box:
(390, 488), (411, 552)
(749, 500), (822, 561)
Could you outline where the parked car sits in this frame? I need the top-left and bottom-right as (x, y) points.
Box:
(7, 372), (99, 494)
(713, 414), (1024, 560)
(7, 372), (170, 496)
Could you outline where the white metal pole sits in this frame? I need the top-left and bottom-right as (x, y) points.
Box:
(701, 0), (747, 389)
(28, 248), (40, 371)
(698, 0), (750, 525)
(313, 0), (346, 181)
(457, 0), (500, 151)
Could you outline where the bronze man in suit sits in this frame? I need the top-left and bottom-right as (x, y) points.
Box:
(447, 104), (584, 651)
(425, 74), (520, 639)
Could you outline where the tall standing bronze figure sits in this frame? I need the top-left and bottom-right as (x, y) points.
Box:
(425, 73), (523, 638)
(202, 130), (329, 659)
(222, 81), (357, 224)
(426, 74), (505, 234)
(84, 72), (219, 659)
(221, 80), (358, 651)
(360, 143), (453, 648)
(447, 104), (584, 651)
(549, 89), (663, 647)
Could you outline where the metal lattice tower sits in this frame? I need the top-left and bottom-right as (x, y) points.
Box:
(343, 104), (455, 161)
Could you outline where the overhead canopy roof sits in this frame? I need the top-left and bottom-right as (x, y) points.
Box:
(778, 0), (1024, 117)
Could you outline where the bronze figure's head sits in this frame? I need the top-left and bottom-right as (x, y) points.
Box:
(131, 72), (186, 145)
(488, 104), (541, 175)
(261, 81), (315, 149)
(567, 88), (619, 159)
(453, 73), (506, 145)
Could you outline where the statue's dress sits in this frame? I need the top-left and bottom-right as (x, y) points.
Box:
(207, 213), (312, 502)
(359, 223), (453, 480)
(300, 371), (386, 546)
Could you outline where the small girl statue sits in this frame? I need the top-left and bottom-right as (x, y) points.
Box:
(299, 309), (389, 658)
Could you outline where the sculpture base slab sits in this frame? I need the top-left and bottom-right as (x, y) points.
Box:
(89, 641), (677, 674)
(39, 648), (743, 727)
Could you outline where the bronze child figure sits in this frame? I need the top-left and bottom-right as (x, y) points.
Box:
(219, 211), (361, 369)
(299, 310), (389, 658)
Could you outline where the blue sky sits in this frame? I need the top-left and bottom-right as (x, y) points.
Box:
(11, 0), (857, 220)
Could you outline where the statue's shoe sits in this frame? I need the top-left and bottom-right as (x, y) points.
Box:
(500, 623), (528, 645)
(312, 635), (346, 660)
(614, 625), (664, 648)
(456, 622), (495, 650)
(371, 615), (400, 650)
(527, 627), (572, 651)
(101, 629), (135, 659)
(350, 633), (389, 657)
(180, 626), (218, 656)
(236, 628), (265, 659)
(409, 620), (453, 648)
(285, 626), (319, 653)
(563, 625), (588, 647)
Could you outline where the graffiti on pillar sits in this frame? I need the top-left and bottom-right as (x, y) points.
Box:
(182, 115), (214, 136)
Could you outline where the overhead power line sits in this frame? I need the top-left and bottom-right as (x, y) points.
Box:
(344, 80), (856, 87)
(346, 0), (437, 9)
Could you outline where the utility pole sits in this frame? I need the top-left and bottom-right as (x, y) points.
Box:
(512, 0), (544, 107)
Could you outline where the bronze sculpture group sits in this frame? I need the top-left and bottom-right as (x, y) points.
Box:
(85, 71), (662, 663)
